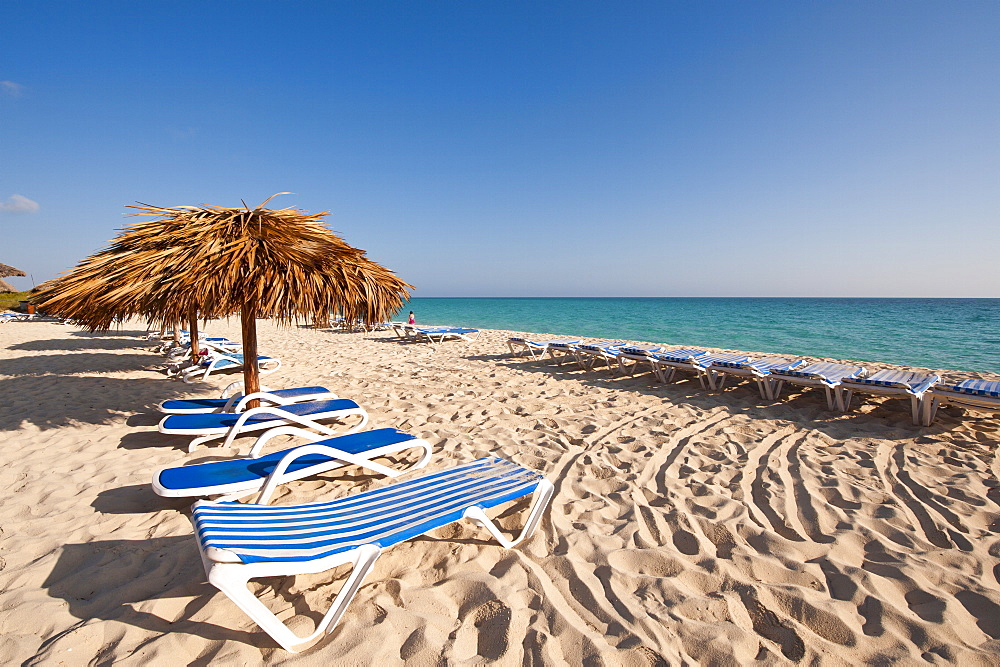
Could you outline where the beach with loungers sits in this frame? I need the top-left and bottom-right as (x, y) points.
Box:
(2, 315), (999, 663)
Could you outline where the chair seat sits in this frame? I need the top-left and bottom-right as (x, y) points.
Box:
(160, 399), (362, 434)
(938, 378), (1000, 397)
(193, 457), (544, 564)
(652, 349), (708, 363)
(159, 386), (331, 414)
(155, 428), (426, 497)
(842, 369), (939, 391)
(773, 362), (864, 383)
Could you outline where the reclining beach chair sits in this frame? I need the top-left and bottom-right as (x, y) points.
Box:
(573, 342), (628, 371)
(544, 340), (581, 365)
(414, 326), (480, 344)
(838, 369), (940, 424)
(165, 337), (242, 360)
(769, 362), (866, 410)
(706, 357), (806, 399)
(648, 349), (727, 385)
(190, 456), (553, 652)
(177, 351), (281, 383)
(153, 428), (433, 502)
(506, 337), (581, 361)
(921, 379), (1000, 425)
(158, 398), (369, 451)
(158, 383), (339, 414)
(615, 345), (666, 376)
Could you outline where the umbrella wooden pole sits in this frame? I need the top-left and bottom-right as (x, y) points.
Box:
(241, 302), (261, 409)
(188, 306), (200, 363)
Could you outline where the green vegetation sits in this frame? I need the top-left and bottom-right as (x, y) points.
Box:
(0, 291), (31, 311)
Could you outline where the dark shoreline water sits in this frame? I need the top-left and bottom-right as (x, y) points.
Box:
(401, 297), (1000, 374)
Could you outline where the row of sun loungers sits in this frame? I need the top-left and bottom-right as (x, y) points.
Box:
(507, 336), (996, 426)
(147, 383), (553, 651)
(148, 331), (283, 383)
(390, 322), (481, 345)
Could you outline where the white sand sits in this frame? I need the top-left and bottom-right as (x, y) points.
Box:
(1, 317), (999, 664)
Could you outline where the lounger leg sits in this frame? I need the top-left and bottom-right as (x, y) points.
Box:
(823, 386), (838, 411)
(463, 480), (554, 549)
(838, 389), (852, 412)
(206, 544), (382, 652)
(909, 395), (921, 425)
(921, 397), (941, 426)
(771, 380), (784, 401)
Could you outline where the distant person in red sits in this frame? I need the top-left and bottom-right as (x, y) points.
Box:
(408, 311), (415, 325)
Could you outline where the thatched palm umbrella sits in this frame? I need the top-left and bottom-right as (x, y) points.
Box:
(0, 263), (26, 279)
(35, 195), (411, 403)
(0, 278), (17, 293)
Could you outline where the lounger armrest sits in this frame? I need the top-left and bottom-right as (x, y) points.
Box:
(248, 426), (331, 457)
(220, 381), (244, 399)
(230, 390), (324, 413)
(254, 443), (402, 504)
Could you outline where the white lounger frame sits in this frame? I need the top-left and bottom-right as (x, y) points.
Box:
(159, 403), (369, 452)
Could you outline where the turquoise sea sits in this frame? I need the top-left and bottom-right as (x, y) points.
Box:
(400, 298), (1000, 374)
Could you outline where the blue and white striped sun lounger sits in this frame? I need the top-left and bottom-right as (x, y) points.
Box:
(544, 340), (582, 365)
(158, 398), (369, 451)
(648, 349), (716, 385)
(615, 345), (665, 376)
(506, 337), (581, 361)
(158, 385), (339, 414)
(153, 428), (433, 502)
(573, 342), (628, 371)
(707, 357), (807, 399)
(922, 379), (1000, 425)
(769, 362), (866, 410)
(838, 369), (940, 424)
(190, 456), (553, 652)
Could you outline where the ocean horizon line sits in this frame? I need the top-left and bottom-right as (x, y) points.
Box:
(409, 295), (998, 300)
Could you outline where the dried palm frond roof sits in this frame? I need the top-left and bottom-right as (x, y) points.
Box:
(0, 263), (26, 278)
(0, 278), (17, 293)
(34, 195), (412, 330)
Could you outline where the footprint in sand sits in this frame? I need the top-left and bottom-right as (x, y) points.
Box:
(455, 599), (512, 662)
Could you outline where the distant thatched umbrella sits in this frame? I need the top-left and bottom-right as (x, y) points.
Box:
(35, 195), (412, 401)
(0, 278), (16, 293)
(0, 263), (26, 278)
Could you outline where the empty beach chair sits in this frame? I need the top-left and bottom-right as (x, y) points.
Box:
(544, 340), (581, 365)
(178, 351), (281, 383)
(153, 428), (433, 502)
(707, 357), (806, 399)
(648, 349), (713, 385)
(573, 341), (628, 371)
(837, 369), (940, 424)
(769, 362), (866, 410)
(506, 337), (581, 361)
(413, 326), (480, 344)
(158, 384), (339, 414)
(652, 351), (750, 387)
(189, 456), (553, 652)
(615, 345), (665, 376)
(158, 398), (369, 451)
(921, 379), (1000, 425)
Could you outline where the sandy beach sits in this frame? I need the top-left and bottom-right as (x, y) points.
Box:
(2, 317), (1000, 665)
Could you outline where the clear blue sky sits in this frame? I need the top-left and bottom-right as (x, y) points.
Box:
(1, 1), (997, 297)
